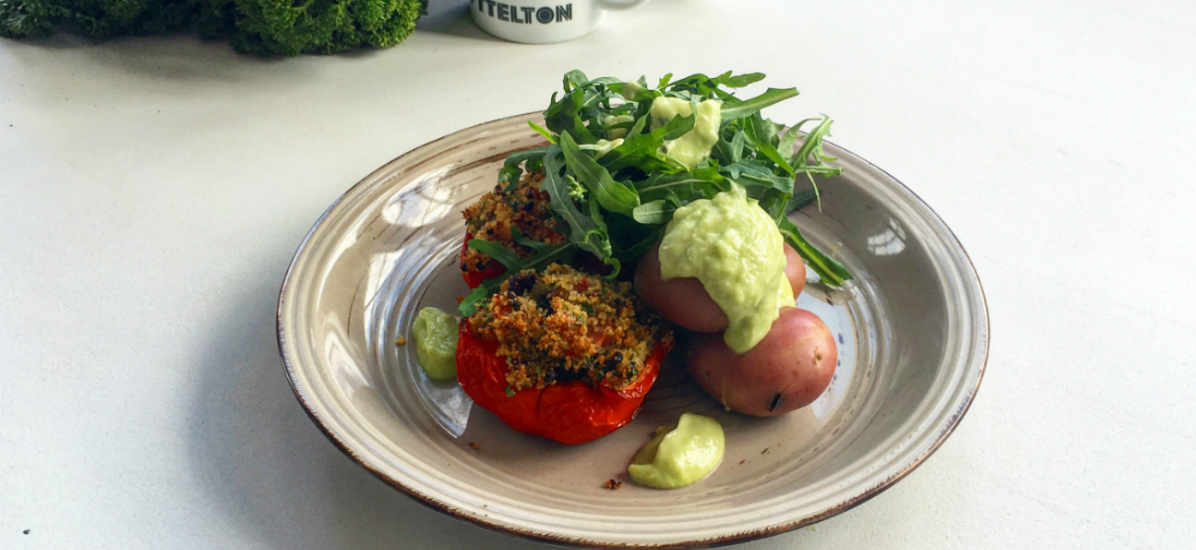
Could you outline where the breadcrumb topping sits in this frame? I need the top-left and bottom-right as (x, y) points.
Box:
(467, 264), (673, 392)
(461, 170), (565, 273)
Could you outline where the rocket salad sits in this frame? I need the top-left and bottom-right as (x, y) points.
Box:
(459, 70), (851, 317)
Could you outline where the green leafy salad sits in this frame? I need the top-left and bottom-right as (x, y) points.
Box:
(460, 70), (851, 316)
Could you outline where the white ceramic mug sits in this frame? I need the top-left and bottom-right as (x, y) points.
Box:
(470, 0), (649, 44)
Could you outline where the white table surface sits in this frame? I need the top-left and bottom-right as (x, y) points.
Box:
(3, 0), (1194, 548)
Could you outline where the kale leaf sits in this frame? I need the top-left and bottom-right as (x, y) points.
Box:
(0, 0), (427, 57)
(221, 0), (425, 57)
(0, 0), (202, 40)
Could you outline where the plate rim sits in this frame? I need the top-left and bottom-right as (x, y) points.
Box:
(276, 112), (989, 549)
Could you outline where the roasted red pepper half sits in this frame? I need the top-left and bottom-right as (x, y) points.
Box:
(456, 322), (671, 445)
(460, 232), (506, 289)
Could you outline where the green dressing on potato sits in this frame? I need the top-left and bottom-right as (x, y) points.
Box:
(412, 307), (459, 380)
(649, 97), (722, 170)
(658, 186), (789, 353)
(627, 413), (725, 489)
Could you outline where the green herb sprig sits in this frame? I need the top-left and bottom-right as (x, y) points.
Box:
(460, 70), (850, 316)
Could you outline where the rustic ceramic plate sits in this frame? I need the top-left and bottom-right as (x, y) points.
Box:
(277, 113), (987, 548)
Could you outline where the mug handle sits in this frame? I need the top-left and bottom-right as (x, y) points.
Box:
(597, 0), (650, 10)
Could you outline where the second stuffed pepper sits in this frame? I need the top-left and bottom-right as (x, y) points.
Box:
(459, 170), (565, 288)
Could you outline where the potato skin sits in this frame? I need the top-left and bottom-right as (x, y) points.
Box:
(687, 308), (837, 417)
(634, 243), (806, 333)
(783, 243), (806, 298)
(633, 245), (728, 332)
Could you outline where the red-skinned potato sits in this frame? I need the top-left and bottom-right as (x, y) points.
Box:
(687, 308), (836, 416)
(634, 245), (727, 332)
(634, 243), (807, 333)
(783, 243), (806, 298)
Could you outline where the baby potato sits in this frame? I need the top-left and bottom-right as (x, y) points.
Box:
(634, 243), (807, 333)
(634, 245), (727, 332)
(783, 243), (806, 298)
(687, 308), (836, 417)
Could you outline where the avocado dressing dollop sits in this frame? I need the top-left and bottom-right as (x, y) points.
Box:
(627, 413), (725, 489)
(602, 114), (635, 139)
(412, 307), (459, 381)
(658, 186), (790, 353)
(649, 97), (722, 170)
(591, 138), (624, 158)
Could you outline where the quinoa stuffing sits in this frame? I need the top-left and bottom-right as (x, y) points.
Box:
(466, 264), (673, 392)
(461, 169), (565, 274)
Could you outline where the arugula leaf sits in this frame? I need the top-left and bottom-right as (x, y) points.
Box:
(632, 200), (677, 225)
(498, 147), (549, 191)
(458, 232), (577, 316)
(540, 145), (612, 261)
(563, 69), (589, 90)
(586, 197), (621, 276)
(541, 150), (597, 238)
(743, 113), (795, 176)
(789, 116), (842, 208)
(623, 113), (649, 141)
(457, 245), (575, 316)
(600, 113), (695, 172)
(720, 72), (766, 88)
(458, 280), (502, 316)
(587, 76), (625, 88)
(785, 189), (819, 213)
(792, 115), (837, 168)
(720, 160), (793, 194)
(721, 87), (799, 121)
(636, 167), (729, 203)
(612, 79), (655, 102)
(544, 87), (598, 143)
(518, 70), (851, 287)
(466, 239), (522, 270)
(755, 193), (790, 222)
(778, 217), (852, 286)
(528, 121), (556, 144)
(559, 131), (640, 216)
(667, 72), (753, 101)
(609, 214), (665, 266)
(778, 118), (819, 164)
(729, 130), (748, 163)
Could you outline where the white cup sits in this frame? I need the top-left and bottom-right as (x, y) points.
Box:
(470, 0), (649, 44)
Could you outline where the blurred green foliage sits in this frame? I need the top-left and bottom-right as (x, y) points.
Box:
(0, 0), (427, 56)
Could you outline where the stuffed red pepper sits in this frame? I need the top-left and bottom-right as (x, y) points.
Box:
(459, 170), (565, 288)
(456, 264), (674, 444)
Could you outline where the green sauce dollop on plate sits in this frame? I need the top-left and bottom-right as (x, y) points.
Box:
(412, 307), (459, 381)
(627, 413), (725, 489)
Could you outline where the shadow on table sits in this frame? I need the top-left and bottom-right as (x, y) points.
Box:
(1, 31), (314, 91)
(186, 277), (542, 549)
(186, 276), (833, 549)
(418, 0), (502, 42)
